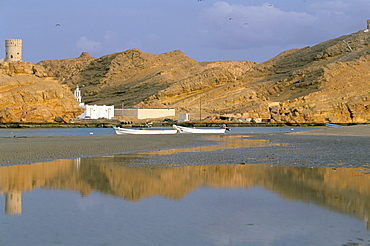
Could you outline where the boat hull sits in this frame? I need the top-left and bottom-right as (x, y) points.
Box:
(173, 125), (226, 134)
(113, 127), (178, 135)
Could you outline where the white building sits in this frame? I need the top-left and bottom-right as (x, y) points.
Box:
(179, 113), (190, 122)
(74, 87), (176, 120)
(74, 86), (82, 103)
(74, 87), (115, 119)
(114, 108), (175, 119)
(77, 104), (114, 119)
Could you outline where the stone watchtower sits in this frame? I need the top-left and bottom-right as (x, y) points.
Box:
(5, 39), (22, 62)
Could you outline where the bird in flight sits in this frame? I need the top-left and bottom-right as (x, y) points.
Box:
(55, 24), (61, 26)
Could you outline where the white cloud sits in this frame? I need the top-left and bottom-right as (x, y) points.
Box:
(199, 1), (369, 52)
(200, 2), (315, 49)
(103, 31), (118, 45)
(76, 36), (101, 52)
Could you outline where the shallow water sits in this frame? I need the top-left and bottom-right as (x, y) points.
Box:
(0, 126), (319, 137)
(1, 126), (368, 245)
(0, 155), (370, 245)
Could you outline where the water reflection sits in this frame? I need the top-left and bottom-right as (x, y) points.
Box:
(136, 135), (287, 156)
(1, 157), (369, 230)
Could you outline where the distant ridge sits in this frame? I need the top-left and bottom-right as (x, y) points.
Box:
(35, 30), (370, 124)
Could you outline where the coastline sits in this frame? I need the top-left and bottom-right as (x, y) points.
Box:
(0, 125), (369, 167)
(0, 121), (330, 128)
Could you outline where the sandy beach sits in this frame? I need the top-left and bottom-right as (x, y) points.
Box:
(0, 124), (369, 167)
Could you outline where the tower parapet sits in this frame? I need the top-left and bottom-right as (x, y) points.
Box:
(5, 39), (22, 62)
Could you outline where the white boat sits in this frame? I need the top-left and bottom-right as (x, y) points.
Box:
(113, 126), (178, 135)
(326, 123), (343, 127)
(172, 124), (228, 134)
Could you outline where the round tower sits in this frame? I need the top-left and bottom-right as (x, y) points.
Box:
(5, 39), (22, 62)
(367, 19), (370, 30)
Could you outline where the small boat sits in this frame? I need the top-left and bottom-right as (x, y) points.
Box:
(326, 123), (343, 127)
(113, 126), (178, 135)
(172, 124), (229, 134)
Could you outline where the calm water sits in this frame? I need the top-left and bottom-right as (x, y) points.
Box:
(1, 126), (369, 246)
(1, 160), (370, 245)
(0, 126), (319, 137)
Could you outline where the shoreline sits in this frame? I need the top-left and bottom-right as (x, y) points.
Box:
(0, 125), (369, 167)
(0, 121), (348, 128)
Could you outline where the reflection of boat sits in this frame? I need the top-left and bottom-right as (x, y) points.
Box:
(326, 124), (343, 127)
(113, 126), (178, 135)
(172, 124), (228, 134)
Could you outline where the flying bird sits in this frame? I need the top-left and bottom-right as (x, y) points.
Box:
(55, 24), (61, 26)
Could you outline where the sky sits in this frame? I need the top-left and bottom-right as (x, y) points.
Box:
(1, 0), (369, 63)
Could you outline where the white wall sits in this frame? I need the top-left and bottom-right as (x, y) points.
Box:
(114, 108), (175, 119)
(78, 105), (114, 119)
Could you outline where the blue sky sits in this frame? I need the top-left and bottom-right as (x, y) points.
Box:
(1, 0), (369, 63)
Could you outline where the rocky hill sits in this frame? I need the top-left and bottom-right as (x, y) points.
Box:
(0, 61), (83, 123)
(235, 30), (370, 123)
(38, 49), (257, 115)
(0, 29), (367, 124)
(37, 30), (370, 124)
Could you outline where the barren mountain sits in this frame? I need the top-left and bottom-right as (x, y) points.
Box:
(35, 29), (370, 124)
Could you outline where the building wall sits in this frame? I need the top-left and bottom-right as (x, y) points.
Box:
(179, 113), (190, 122)
(5, 39), (22, 62)
(78, 105), (115, 119)
(114, 108), (175, 119)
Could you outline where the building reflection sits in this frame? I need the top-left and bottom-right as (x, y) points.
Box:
(5, 191), (21, 215)
(0, 156), (369, 230)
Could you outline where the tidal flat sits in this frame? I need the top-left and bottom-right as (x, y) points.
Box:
(0, 125), (369, 245)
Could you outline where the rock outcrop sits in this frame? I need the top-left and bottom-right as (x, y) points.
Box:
(0, 61), (84, 123)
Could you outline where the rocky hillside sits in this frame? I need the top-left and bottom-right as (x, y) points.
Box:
(33, 29), (370, 124)
(0, 61), (83, 123)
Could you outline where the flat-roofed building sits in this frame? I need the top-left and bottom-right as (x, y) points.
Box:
(115, 108), (175, 119)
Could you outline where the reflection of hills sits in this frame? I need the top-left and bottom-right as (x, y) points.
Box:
(0, 157), (369, 226)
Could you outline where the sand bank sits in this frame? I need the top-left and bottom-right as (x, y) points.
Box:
(289, 124), (370, 137)
(0, 134), (206, 166)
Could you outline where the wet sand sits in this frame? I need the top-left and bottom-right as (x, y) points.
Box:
(0, 125), (369, 167)
(290, 124), (370, 137)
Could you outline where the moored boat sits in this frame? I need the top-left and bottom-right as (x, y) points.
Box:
(326, 123), (343, 127)
(172, 124), (229, 134)
(113, 126), (178, 135)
